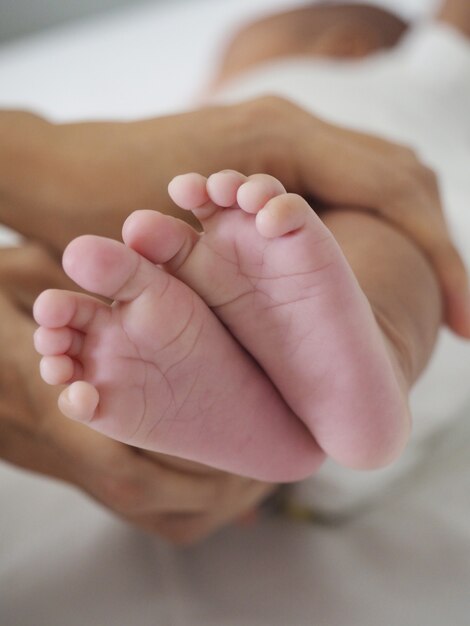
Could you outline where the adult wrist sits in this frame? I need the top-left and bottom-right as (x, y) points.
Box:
(0, 111), (54, 202)
(226, 96), (323, 193)
(148, 100), (270, 177)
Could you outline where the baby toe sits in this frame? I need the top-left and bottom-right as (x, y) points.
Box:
(256, 193), (311, 239)
(39, 355), (82, 385)
(34, 289), (105, 332)
(168, 173), (209, 210)
(206, 170), (247, 208)
(237, 174), (286, 215)
(33, 289), (72, 328)
(34, 326), (83, 357)
(58, 381), (100, 423)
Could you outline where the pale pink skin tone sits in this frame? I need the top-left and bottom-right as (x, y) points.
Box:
(34, 171), (409, 480)
(33, 250), (322, 484)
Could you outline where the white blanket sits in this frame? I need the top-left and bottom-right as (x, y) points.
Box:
(213, 19), (470, 513)
(1, 1), (470, 624)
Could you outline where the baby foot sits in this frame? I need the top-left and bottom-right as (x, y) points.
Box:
(124, 171), (410, 469)
(33, 235), (322, 482)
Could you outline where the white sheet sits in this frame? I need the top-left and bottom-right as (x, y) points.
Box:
(212, 19), (470, 513)
(1, 1), (470, 624)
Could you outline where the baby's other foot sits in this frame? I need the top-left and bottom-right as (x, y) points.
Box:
(33, 235), (322, 482)
(124, 171), (410, 469)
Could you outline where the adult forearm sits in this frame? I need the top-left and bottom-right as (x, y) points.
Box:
(438, 0), (470, 37)
(0, 98), (467, 339)
(0, 111), (54, 235)
(0, 103), (262, 251)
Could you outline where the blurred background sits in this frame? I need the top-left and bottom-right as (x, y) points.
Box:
(0, 0), (439, 43)
(0, 0), (177, 42)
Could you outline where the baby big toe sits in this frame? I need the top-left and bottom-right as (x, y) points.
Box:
(256, 193), (311, 239)
(63, 236), (159, 303)
(123, 210), (199, 272)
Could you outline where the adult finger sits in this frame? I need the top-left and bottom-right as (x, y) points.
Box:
(137, 474), (276, 545)
(48, 419), (220, 516)
(293, 113), (470, 337)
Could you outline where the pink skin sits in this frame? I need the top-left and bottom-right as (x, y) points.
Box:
(124, 171), (410, 469)
(33, 235), (323, 483)
(34, 170), (409, 479)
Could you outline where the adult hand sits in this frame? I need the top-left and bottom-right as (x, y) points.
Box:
(137, 454), (275, 544)
(0, 97), (468, 335)
(250, 97), (470, 339)
(0, 244), (274, 543)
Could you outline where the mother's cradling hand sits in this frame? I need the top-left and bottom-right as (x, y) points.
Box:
(0, 94), (468, 543)
(0, 96), (468, 336)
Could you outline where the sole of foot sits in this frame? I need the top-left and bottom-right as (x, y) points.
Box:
(33, 234), (323, 482)
(123, 170), (410, 469)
